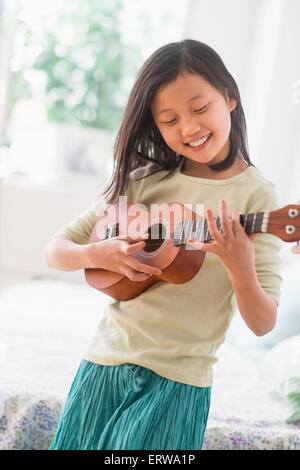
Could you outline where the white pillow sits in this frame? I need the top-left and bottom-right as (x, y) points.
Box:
(258, 334), (300, 423)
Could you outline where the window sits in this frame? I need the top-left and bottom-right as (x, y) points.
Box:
(0, 0), (186, 182)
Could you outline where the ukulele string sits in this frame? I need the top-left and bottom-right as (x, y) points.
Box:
(135, 215), (300, 229)
(123, 219), (300, 247)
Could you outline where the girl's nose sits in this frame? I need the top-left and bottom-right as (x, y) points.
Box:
(180, 117), (201, 138)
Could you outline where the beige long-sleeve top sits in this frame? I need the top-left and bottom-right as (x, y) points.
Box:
(53, 163), (282, 387)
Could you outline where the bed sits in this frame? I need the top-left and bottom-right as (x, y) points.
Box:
(1, 262), (300, 450)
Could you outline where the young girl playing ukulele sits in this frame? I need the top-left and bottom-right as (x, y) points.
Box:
(46, 39), (282, 450)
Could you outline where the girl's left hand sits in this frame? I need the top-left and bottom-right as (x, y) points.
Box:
(187, 199), (257, 277)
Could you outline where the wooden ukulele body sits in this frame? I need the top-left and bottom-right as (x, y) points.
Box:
(84, 202), (206, 301)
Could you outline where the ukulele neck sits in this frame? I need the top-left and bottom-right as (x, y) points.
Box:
(173, 211), (270, 245)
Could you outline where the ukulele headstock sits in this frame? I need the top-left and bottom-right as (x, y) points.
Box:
(268, 202), (300, 253)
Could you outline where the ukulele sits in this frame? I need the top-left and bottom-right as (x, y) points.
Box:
(84, 201), (300, 301)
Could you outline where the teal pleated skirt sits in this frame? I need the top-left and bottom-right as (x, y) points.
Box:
(49, 360), (211, 450)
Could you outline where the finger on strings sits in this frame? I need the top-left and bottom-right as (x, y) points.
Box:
(206, 208), (222, 242)
(186, 239), (204, 250)
(121, 240), (146, 255)
(220, 199), (233, 237)
(231, 210), (243, 236)
(186, 239), (216, 253)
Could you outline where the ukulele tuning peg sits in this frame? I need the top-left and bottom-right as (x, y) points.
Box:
(292, 201), (300, 253)
(292, 241), (300, 254)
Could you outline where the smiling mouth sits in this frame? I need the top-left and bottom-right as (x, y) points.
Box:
(184, 133), (212, 148)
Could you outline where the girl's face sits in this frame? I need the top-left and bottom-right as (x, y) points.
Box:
(151, 72), (237, 169)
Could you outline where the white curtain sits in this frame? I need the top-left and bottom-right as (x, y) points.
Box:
(183, 0), (300, 207)
(0, 0), (19, 144)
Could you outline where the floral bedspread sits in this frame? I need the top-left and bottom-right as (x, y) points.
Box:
(202, 343), (300, 450)
(0, 394), (62, 450)
(1, 280), (300, 450)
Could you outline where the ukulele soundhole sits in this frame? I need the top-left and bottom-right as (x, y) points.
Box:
(102, 223), (119, 239)
(144, 223), (166, 252)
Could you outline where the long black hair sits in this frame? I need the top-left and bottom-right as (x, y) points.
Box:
(101, 39), (254, 203)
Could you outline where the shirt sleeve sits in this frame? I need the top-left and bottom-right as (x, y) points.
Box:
(52, 171), (138, 245)
(52, 198), (109, 245)
(246, 182), (283, 306)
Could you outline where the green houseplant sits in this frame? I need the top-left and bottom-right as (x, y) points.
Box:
(9, 0), (142, 135)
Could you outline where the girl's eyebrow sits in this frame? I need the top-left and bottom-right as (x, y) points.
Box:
(158, 94), (207, 115)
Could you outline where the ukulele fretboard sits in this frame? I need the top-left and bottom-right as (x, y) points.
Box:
(172, 211), (270, 245)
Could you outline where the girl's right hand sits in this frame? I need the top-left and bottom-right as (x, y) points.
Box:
(86, 233), (162, 281)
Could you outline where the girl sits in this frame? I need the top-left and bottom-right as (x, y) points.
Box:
(45, 39), (282, 450)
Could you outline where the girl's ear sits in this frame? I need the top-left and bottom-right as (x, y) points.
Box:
(228, 98), (237, 113)
(225, 89), (237, 112)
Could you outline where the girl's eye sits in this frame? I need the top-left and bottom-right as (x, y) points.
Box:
(195, 105), (208, 113)
(162, 106), (208, 125)
(164, 119), (176, 125)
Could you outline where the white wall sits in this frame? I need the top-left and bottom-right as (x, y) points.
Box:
(183, 0), (260, 104)
(253, 0), (300, 205)
(0, 173), (104, 284)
